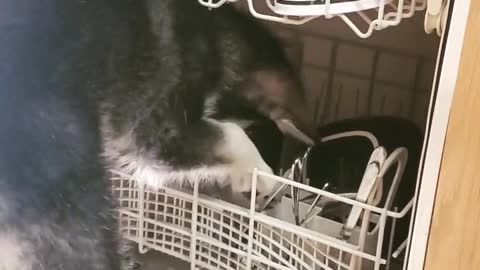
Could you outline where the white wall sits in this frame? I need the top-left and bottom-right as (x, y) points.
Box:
(236, 1), (440, 129)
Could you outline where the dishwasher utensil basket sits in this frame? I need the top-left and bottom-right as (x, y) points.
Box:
(112, 131), (412, 270)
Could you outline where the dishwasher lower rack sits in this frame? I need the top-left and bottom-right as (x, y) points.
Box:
(111, 154), (411, 270)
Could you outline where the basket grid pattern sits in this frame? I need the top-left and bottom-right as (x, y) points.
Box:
(111, 176), (386, 270)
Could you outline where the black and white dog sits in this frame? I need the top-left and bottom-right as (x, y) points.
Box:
(0, 0), (314, 269)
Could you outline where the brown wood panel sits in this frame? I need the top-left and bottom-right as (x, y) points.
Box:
(424, 1), (480, 269)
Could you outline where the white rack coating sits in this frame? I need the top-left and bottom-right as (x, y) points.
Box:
(112, 132), (412, 270)
(197, 0), (427, 38)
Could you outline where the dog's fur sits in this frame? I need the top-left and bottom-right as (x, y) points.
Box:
(96, 0), (314, 206)
(0, 0), (312, 269)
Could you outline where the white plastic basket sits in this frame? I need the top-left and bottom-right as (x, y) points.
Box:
(197, 0), (427, 38)
(112, 131), (414, 270)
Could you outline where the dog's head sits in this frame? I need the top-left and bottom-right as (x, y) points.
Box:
(239, 69), (316, 146)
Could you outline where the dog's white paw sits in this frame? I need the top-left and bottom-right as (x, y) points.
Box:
(213, 120), (281, 209)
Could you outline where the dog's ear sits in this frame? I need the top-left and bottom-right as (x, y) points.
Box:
(241, 70), (300, 119)
(240, 70), (316, 144)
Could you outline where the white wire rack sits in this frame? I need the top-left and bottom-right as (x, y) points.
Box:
(112, 131), (414, 270)
(197, 0), (427, 38)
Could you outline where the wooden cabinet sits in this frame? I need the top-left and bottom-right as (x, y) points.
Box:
(424, 1), (480, 269)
